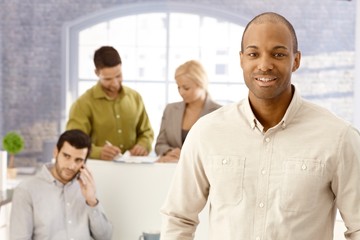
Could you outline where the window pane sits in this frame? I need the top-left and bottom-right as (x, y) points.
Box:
(74, 10), (249, 142)
(136, 13), (167, 46)
(209, 83), (247, 105)
(125, 82), (167, 139)
(79, 22), (109, 45)
(169, 13), (200, 46)
(78, 80), (97, 96)
(108, 16), (137, 46)
(78, 45), (97, 79)
(168, 83), (182, 103)
(168, 47), (201, 81)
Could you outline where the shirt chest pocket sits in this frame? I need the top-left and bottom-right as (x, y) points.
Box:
(208, 156), (245, 206)
(281, 158), (325, 212)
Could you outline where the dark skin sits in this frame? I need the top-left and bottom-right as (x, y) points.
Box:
(240, 20), (301, 131)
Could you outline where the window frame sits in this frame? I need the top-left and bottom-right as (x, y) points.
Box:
(61, 2), (250, 131)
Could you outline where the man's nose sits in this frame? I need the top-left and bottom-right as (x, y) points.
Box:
(68, 161), (77, 170)
(257, 56), (274, 71)
(110, 78), (118, 85)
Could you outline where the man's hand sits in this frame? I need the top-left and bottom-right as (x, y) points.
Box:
(100, 143), (121, 160)
(77, 165), (98, 207)
(129, 144), (148, 156)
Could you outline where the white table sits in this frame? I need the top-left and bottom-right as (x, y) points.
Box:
(87, 159), (209, 240)
(87, 159), (348, 240)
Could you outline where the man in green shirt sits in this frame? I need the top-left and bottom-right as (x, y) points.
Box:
(66, 46), (154, 160)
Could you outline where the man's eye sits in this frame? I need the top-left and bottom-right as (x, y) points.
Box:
(248, 53), (257, 57)
(274, 53), (286, 57)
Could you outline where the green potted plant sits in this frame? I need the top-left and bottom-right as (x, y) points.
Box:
(2, 131), (25, 178)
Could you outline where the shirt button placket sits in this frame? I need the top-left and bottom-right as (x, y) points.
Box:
(254, 135), (271, 240)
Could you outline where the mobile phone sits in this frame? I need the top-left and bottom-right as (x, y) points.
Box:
(76, 165), (85, 180)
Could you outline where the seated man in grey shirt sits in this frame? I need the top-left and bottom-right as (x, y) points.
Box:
(10, 129), (112, 240)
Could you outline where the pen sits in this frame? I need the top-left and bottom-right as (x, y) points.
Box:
(105, 140), (123, 159)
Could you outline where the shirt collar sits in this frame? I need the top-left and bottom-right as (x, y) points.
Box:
(39, 163), (77, 187)
(93, 81), (126, 100)
(243, 84), (303, 131)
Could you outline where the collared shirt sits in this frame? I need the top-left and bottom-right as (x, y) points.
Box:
(66, 82), (154, 159)
(160, 87), (360, 240)
(10, 163), (112, 240)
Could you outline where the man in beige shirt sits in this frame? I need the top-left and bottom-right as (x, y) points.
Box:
(160, 12), (360, 240)
(10, 129), (112, 239)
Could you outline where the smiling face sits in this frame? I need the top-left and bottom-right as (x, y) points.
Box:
(240, 21), (301, 104)
(52, 141), (88, 184)
(96, 64), (123, 99)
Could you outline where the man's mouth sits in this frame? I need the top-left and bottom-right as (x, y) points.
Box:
(256, 77), (276, 82)
(64, 169), (76, 177)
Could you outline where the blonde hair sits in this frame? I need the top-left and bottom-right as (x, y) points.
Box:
(175, 60), (208, 91)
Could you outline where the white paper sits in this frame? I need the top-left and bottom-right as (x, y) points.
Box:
(113, 151), (158, 164)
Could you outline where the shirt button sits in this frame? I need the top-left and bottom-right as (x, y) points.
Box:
(222, 159), (228, 165)
(120, 144), (124, 148)
(301, 164), (307, 170)
(66, 202), (70, 206)
(261, 169), (266, 175)
(255, 237), (260, 240)
(116, 114), (120, 118)
(117, 129), (122, 133)
(265, 137), (270, 143)
(68, 220), (72, 224)
(259, 202), (264, 208)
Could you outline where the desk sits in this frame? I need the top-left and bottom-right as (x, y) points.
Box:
(87, 159), (208, 240)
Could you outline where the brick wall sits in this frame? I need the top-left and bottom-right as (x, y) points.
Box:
(0, 0), (356, 165)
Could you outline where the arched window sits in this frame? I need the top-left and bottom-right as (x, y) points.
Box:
(62, 2), (249, 140)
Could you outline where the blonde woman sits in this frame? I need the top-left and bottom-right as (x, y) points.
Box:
(155, 60), (221, 162)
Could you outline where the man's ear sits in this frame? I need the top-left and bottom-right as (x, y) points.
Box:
(292, 51), (301, 72)
(239, 51), (244, 69)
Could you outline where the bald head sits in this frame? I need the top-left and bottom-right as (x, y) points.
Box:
(241, 12), (298, 53)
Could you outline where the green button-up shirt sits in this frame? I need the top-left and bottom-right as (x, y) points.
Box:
(66, 82), (154, 159)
